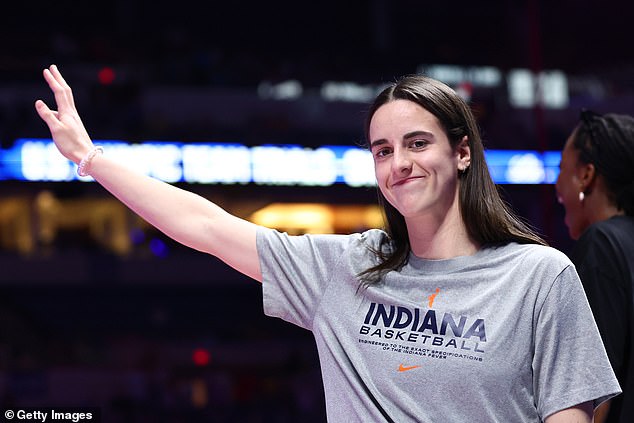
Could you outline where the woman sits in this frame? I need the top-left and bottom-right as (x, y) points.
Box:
(556, 110), (634, 423)
(36, 65), (619, 422)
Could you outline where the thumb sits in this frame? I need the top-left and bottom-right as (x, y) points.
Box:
(35, 99), (54, 123)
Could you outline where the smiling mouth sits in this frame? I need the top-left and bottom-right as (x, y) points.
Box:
(392, 176), (423, 187)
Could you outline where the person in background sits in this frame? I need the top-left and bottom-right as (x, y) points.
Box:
(556, 109), (634, 423)
(36, 64), (621, 422)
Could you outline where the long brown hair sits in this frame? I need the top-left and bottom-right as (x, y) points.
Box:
(359, 75), (546, 283)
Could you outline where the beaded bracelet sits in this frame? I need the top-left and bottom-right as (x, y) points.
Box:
(77, 146), (104, 177)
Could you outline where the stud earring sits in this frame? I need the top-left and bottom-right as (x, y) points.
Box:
(579, 191), (585, 202)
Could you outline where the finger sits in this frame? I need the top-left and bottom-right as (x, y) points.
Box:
(42, 67), (62, 91)
(34, 99), (60, 129)
(43, 65), (77, 114)
(49, 64), (71, 91)
(42, 68), (66, 109)
(50, 64), (77, 110)
(34, 99), (52, 121)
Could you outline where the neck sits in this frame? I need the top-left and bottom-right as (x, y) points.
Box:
(405, 205), (479, 260)
(585, 181), (625, 226)
(590, 203), (624, 224)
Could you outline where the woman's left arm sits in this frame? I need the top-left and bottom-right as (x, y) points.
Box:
(545, 402), (593, 423)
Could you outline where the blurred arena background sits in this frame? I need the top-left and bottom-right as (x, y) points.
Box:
(1, 0), (633, 421)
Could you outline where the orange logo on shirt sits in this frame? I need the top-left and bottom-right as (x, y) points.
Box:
(428, 288), (440, 308)
(398, 364), (421, 372)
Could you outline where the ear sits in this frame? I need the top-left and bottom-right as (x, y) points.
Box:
(578, 161), (596, 193)
(456, 136), (471, 172)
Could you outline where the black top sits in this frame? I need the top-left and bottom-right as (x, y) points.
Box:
(571, 215), (634, 423)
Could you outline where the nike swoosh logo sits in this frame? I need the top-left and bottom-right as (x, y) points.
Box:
(398, 364), (421, 372)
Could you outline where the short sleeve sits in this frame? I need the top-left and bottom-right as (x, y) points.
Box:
(256, 227), (358, 330)
(532, 265), (621, 419)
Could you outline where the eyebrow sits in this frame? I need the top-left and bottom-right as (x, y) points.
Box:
(369, 130), (435, 150)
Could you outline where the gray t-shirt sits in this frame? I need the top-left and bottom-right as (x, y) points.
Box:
(257, 227), (621, 422)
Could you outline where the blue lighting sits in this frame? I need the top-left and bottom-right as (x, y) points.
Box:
(0, 138), (561, 185)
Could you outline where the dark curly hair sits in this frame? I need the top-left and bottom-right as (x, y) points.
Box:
(575, 109), (634, 216)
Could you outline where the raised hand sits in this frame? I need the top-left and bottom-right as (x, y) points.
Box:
(35, 64), (94, 164)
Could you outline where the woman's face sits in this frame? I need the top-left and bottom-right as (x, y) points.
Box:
(368, 99), (469, 221)
(555, 130), (591, 239)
